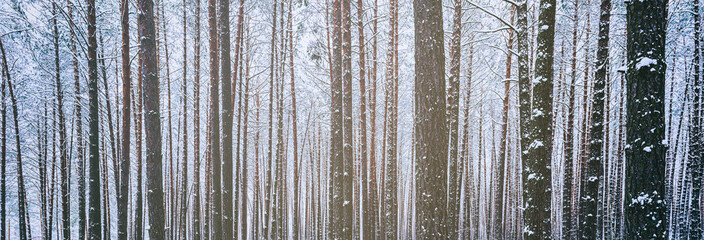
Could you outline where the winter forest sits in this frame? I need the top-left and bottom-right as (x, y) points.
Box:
(0, 0), (691, 238)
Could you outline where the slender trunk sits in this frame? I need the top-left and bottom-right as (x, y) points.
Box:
(368, 0), (379, 237)
(86, 0), (102, 236)
(134, 30), (145, 240)
(179, 0), (189, 236)
(0, 33), (6, 240)
(624, 0), (667, 238)
(266, 2), (277, 238)
(447, 0), (462, 237)
(118, 0), (131, 238)
(193, 0), (202, 237)
(286, 0), (301, 238)
(689, 0), (703, 237)
(384, 0), (399, 237)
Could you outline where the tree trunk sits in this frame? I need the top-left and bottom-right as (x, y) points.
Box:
(413, 0), (448, 237)
(384, 0), (399, 237)
(86, 0), (102, 236)
(179, 0), (189, 236)
(330, 0), (345, 235)
(689, 0), (703, 237)
(193, 0), (202, 237)
(447, 0), (462, 237)
(580, 0), (609, 238)
(0, 37), (6, 240)
(521, 0), (556, 237)
(207, 0), (222, 237)
(624, 0), (667, 238)
(368, 0), (380, 237)
(118, 0), (131, 238)
(266, 2), (277, 238)
(138, 0), (166, 238)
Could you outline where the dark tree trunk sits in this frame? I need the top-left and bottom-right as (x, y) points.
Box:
(134, 30), (145, 240)
(118, 0), (131, 238)
(521, 0), (556, 238)
(0, 33), (6, 240)
(580, 0), (609, 238)
(137, 0), (166, 238)
(86, 0), (102, 237)
(413, 0), (448, 237)
(625, 0), (667, 238)
(689, 0), (703, 237)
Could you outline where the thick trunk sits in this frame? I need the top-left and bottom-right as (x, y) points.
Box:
(624, 0), (667, 238)
(521, 0), (556, 237)
(137, 0), (166, 238)
(329, 0), (345, 236)
(86, 0), (102, 237)
(207, 0), (222, 237)
(413, 0), (448, 237)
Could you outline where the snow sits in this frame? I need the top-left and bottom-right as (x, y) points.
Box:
(643, 146), (652, 152)
(635, 57), (657, 70)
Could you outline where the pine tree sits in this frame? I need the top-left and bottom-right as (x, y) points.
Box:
(563, 1), (580, 237)
(0, 35), (6, 240)
(87, 0), (102, 237)
(521, 0), (556, 237)
(207, 0), (222, 237)
(192, 0), (203, 238)
(384, 0), (399, 237)
(137, 0), (166, 238)
(179, 0), (188, 236)
(496, 8), (515, 239)
(624, 0), (667, 238)
(414, 0), (448, 237)
(330, 0), (345, 236)
(118, 0), (131, 238)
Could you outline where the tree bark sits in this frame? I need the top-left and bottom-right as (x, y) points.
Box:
(413, 0), (448, 237)
(138, 0), (166, 238)
(624, 0), (667, 238)
(86, 0), (102, 236)
(118, 0), (131, 238)
(521, 0), (556, 237)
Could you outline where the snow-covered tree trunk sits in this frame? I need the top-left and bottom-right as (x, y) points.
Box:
(579, 0), (609, 238)
(624, 0), (667, 238)
(521, 0), (556, 238)
(414, 0), (448, 237)
(118, 0), (131, 238)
